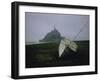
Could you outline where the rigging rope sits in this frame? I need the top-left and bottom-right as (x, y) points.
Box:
(73, 23), (88, 40)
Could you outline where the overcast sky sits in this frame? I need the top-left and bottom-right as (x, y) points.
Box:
(25, 12), (89, 42)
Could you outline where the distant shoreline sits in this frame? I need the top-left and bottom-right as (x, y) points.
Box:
(26, 40), (89, 45)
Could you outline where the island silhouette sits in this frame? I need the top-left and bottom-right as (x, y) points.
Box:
(40, 27), (63, 43)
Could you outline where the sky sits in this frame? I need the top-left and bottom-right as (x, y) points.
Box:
(25, 12), (89, 43)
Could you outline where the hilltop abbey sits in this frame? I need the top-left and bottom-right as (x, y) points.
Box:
(40, 26), (63, 42)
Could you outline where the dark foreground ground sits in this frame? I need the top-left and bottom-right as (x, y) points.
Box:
(26, 41), (89, 68)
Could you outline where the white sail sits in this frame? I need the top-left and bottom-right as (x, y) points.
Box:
(69, 41), (78, 52)
(63, 38), (71, 46)
(58, 38), (78, 57)
(58, 40), (66, 57)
